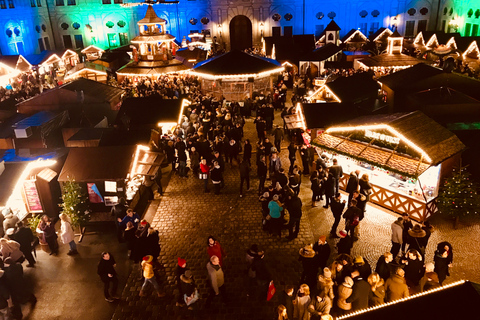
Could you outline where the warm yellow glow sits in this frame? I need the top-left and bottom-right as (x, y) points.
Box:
(426, 34), (438, 47)
(81, 45), (105, 54)
(117, 70), (189, 77)
(373, 28), (393, 42)
(306, 86), (323, 101)
(6, 160), (57, 215)
(179, 99), (191, 124)
(282, 61), (293, 67)
(187, 59), (197, 62)
(325, 124), (432, 162)
(272, 44), (276, 60)
(296, 102), (307, 130)
(41, 54), (61, 67)
(131, 39), (175, 44)
(62, 49), (78, 60)
(446, 37), (457, 49)
(325, 86), (342, 103)
(387, 36), (403, 54)
(131, 145), (150, 176)
(343, 30), (368, 43)
(64, 67), (107, 80)
(413, 32), (424, 46)
(337, 280), (466, 319)
(18, 55), (33, 69)
(188, 67), (284, 80)
(462, 41), (479, 59)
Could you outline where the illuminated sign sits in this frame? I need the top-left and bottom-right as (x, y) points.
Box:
(365, 129), (400, 144)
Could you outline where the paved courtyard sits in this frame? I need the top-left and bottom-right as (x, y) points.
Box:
(112, 112), (480, 320)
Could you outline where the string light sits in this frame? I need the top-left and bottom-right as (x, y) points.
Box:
(372, 28), (393, 42)
(445, 37), (457, 49)
(343, 30), (368, 44)
(337, 280), (466, 319)
(426, 34), (438, 48)
(462, 41), (479, 59)
(64, 67), (107, 80)
(81, 45), (105, 54)
(413, 32), (424, 46)
(188, 67), (285, 80)
(325, 124), (432, 162)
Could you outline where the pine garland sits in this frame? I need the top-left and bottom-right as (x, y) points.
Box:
(60, 177), (90, 228)
(437, 167), (480, 217)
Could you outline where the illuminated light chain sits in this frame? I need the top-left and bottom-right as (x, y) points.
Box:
(131, 39), (175, 44)
(188, 66), (285, 80)
(325, 124), (432, 162)
(0, 62), (18, 73)
(64, 67), (107, 80)
(445, 37), (457, 49)
(462, 41), (479, 60)
(61, 49), (78, 60)
(81, 45), (105, 54)
(343, 30), (368, 44)
(282, 61), (293, 67)
(426, 34), (437, 48)
(413, 32), (424, 46)
(116, 69), (189, 77)
(178, 99), (191, 124)
(337, 280), (466, 319)
(296, 102), (307, 131)
(17, 55), (33, 69)
(306, 86), (323, 101)
(373, 28), (393, 42)
(130, 144), (150, 177)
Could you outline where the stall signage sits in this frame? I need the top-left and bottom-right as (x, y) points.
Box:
(365, 130), (400, 144)
(23, 180), (43, 212)
(87, 183), (104, 203)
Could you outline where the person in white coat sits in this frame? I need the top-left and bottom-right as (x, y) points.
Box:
(60, 213), (78, 255)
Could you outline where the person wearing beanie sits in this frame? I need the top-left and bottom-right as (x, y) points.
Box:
(419, 262), (438, 292)
(140, 255), (165, 298)
(207, 236), (226, 267)
(181, 270), (199, 310)
(337, 276), (354, 315)
(313, 236), (331, 273)
(346, 270), (370, 311)
(205, 255), (226, 308)
(176, 257), (188, 306)
(13, 221), (35, 267)
(317, 267), (335, 300)
(353, 256), (372, 280)
(337, 231), (353, 256)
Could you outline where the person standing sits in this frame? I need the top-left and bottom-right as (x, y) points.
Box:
(257, 155), (268, 194)
(207, 236), (226, 267)
(268, 194), (284, 237)
(401, 213), (413, 254)
(140, 255), (165, 297)
(189, 147), (200, 176)
(210, 161), (223, 195)
(110, 198), (128, 242)
(385, 268), (409, 302)
(345, 170), (360, 205)
(59, 213), (78, 255)
(205, 255), (226, 307)
(288, 142), (297, 174)
(328, 159), (343, 194)
(243, 139), (252, 165)
(342, 200), (362, 238)
(300, 145), (310, 175)
(391, 217), (404, 260)
(346, 270), (370, 312)
(337, 230), (353, 256)
(13, 221), (35, 267)
(323, 168), (335, 209)
(239, 159), (251, 197)
(278, 285), (295, 320)
(337, 276), (353, 316)
(367, 272), (385, 307)
(308, 291), (332, 319)
(200, 158), (210, 193)
(97, 252), (119, 302)
(434, 247), (451, 285)
(313, 236), (331, 274)
(251, 249), (272, 301)
(375, 252), (393, 282)
(119, 209), (140, 230)
(39, 215), (58, 255)
(285, 194), (302, 240)
(273, 125), (284, 153)
(330, 193), (346, 237)
(293, 284), (311, 320)
(298, 244), (317, 291)
(4, 258), (37, 319)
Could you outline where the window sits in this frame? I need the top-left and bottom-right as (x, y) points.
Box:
(8, 0), (14, 8)
(465, 23), (472, 36)
(107, 33), (118, 47)
(284, 26), (292, 37)
(38, 38), (45, 51)
(0, 0), (5, 9)
(102, 0), (111, 4)
(67, 0), (75, 5)
(473, 24), (479, 37)
(105, 181), (117, 193)
(30, 0), (35, 7)
(119, 33), (128, 46)
(272, 26), (281, 37)
(44, 37), (50, 50)
(418, 20), (427, 33)
(74, 34), (84, 48)
(405, 20), (415, 37)
(36, 0), (41, 6)
(315, 25), (324, 38)
(55, 0), (63, 5)
(113, 0), (122, 3)
(441, 20), (446, 32)
(359, 22), (367, 35)
(16, 42), (24, 55)
(369, 22), (379, 35)
(63, 35), (73, 49)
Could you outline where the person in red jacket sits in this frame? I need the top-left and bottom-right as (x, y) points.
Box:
(207, 236), (226, 267)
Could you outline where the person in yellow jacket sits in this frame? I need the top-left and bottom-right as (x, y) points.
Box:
(140, 255), (165, 297)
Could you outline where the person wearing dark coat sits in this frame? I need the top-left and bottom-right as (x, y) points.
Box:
(401, 213), (413, 254)
(287, 142), (297, 174)
(144, 228), (161, 261)
(210, 162), (223, 195)
(285, 194), (302, 240)
(337, 231), (353, 255)
(251, 250), (272, 301)
(328, 158), (343, 194)
(111, 198), (128, 242)
(375, 252), (394, 282)
(243, 139), (252, 165)
(4, 258), (37, 319)
(239, 159), (250, 197)
(300, 145), (310, 175)
(342, 200), (362, 237)
(275, 168), (288, 188)
(353, 256), (371, 280)
(13, 221), (35, 267)
(313, 236), (331, 273)
(278, 285), (295, 320)
(97, 252), (118, 302)
(330, 193), (346, 237)
(346, 270), (370, 311)
(257, 156), (268, 194)
(345, 170), (360, 205)
(176, 258), (188, 306)
(323, 168), (335, 208)
(38, 215), (58, 255)
(401, 249), (424, 287)
(434, 247), (450, 285)
(299, 244), (317, 291)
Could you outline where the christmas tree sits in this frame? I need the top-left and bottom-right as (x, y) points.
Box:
(437, 166), (480, 218)
(60, 177), (90, 228)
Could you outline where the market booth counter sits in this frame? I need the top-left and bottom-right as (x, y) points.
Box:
(58, 145), (164, 218)
(312, 111), (465, 221)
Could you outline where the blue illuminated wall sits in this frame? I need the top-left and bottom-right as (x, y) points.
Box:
(1, 0), (476, 57)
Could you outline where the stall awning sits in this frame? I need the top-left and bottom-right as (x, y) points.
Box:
(312, 111), (465, 177)
(58, 145), (136, 182)
(131, 145), (164, 176)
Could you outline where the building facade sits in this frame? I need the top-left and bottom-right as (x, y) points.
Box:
(0, 0), (477, 56)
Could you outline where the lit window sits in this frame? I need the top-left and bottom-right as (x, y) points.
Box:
(56, 0), (64, 5)
(30, 0), (35, 7)
(102, 0), (111, 4)
(0, 0), (6, 9)
(8, 0), (14, 8)
(113, 0), (122, 3)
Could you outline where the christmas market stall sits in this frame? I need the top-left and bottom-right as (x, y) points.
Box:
(189, 50), (284, 101)
(312, 111), (465, 221)
(57, 145), (163, 215)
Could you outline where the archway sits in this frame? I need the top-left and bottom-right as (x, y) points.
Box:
(229, 15), (252, 51)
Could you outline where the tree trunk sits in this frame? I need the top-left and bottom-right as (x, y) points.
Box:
(454, 215), (460, 229)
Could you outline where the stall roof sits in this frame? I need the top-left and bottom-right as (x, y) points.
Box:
(301, 102), (353, 129)
(341, 29), (368, 43)
(117, 58), (190, 76)
(326, 73), (380, 104)
(341, 281), (480, 320)
(58, 145), (136, 182)
(369, 27), (393, 42)
(116, 96), (184, 127)
(60, 78), (124, 103)
(0, 55), (20, 69)
(379, 64), (444, 90)
(13, 111), (59, 129)
(192, 50), (281, 76)
(299, 43), (342, 62)
(312, 111), (465, 177)
(358, 53), (431, 68)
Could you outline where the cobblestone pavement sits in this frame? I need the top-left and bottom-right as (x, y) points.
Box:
(112, 110), (480, 320)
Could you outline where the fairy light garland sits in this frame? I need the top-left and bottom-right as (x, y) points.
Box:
(188, 66), (284, 81)
(343, 30), (368, 43)
(337, 280), (466, 319)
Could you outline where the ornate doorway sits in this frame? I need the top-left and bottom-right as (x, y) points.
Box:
(229, 15), (252, 51)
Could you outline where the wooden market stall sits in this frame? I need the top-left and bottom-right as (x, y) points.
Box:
(312, 111), (465, 221)
(190, 50), (284, 101)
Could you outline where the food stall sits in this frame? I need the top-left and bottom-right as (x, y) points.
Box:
(58, 145), (163, 214)
(311, 111), (465, 221)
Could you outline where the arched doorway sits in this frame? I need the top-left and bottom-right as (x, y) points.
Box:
(229, 15), (252, 51)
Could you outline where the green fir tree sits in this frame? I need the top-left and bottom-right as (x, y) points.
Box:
(60, 177), (90, 228)
(437, 167), (480, 218)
